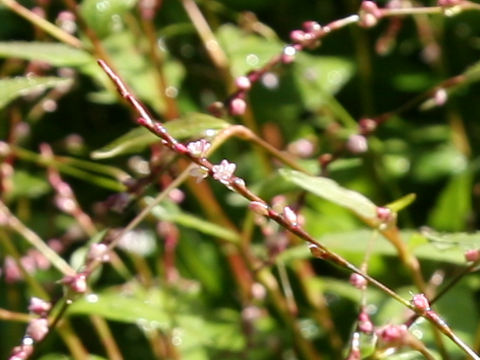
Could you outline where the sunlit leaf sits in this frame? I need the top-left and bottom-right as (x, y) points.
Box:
(91, 113), (229, 159)
(68, 284), (244, 354)
(216, 24), (282, 77)
(0, 76), (72, 110)
(293, 53), (354, 106)
(279, 169), (377, 220)
(80, 0), (137, 38)
(0, 42), (92, 66)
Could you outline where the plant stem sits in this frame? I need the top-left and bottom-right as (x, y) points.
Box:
(0, 201), (76, 276)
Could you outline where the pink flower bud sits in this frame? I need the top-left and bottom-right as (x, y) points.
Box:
(376, 207), (392, 222)
(358, 118), (377, 134)
(465, 249), (480, 262)
(434, 88), (448, 107)
(411, 293), (430, 311)
(346, 134), (368, 154)
(283, 206), (298, 227)
(26, 318), (49, 342)
(28, 297), (51, 316)
(235, 76), (251, 91)
(282, 45), (297, 64)
(290, 30), (306, 44)
(9, 344), (33, 360)
(302, 21), (322, 34)
(229, 98), (247, 116)
(377, 324), (408, 345)
(359, 1), (382, 28)
(350, 273), (367, 290)
(308, 243), (327, 258)
(249, 201), (269, 216)
(63, 273), (87, 293)
(358, 310), (374, 333)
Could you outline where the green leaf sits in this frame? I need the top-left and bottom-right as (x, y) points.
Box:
(80, 0), (137, 38)
(0, 42), (92, 67)
(0, 76), (72, 110)
(216, 24), (283, 77)
(386, 193), (416, 213)
(68, 284), (244, 354)
(412, 145), (467, 182)
(279, 169), (377, 220)
(91, 113), (230, 159)
(428, 171), (473, 231)
(7, 170), (50, 200)
(293, 53), (354, 105)
(100, 31), (184, 112)
(146, 199), (240, 243)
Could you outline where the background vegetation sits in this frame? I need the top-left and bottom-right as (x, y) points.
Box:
(1, 0), (480, 359)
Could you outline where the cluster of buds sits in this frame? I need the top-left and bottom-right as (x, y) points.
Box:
(376, 323), (408, 347)
(62, 272), (87, 294)
(289, 21), (323, 49)
(358, 309), (374, 333)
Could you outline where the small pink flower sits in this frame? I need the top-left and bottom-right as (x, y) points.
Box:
(26, 318), (49, 342)
(350, 273), (367, 290)
(187, 139), (211, 157)
(88, 243), (110, 263)
(212, 160), (236, 184)
(411, 293), (430, 312)
(28, 297), (51, 316)
(189, 165), (209, 183)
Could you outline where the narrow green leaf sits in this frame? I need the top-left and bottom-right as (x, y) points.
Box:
(146, 199), (239, 243)
(91, 113), (230, 159)
(0, 76), (72, 110)
(279, 169), (377, 220)
(0, 42), (92, 66)
(386, 193), (416, 213)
